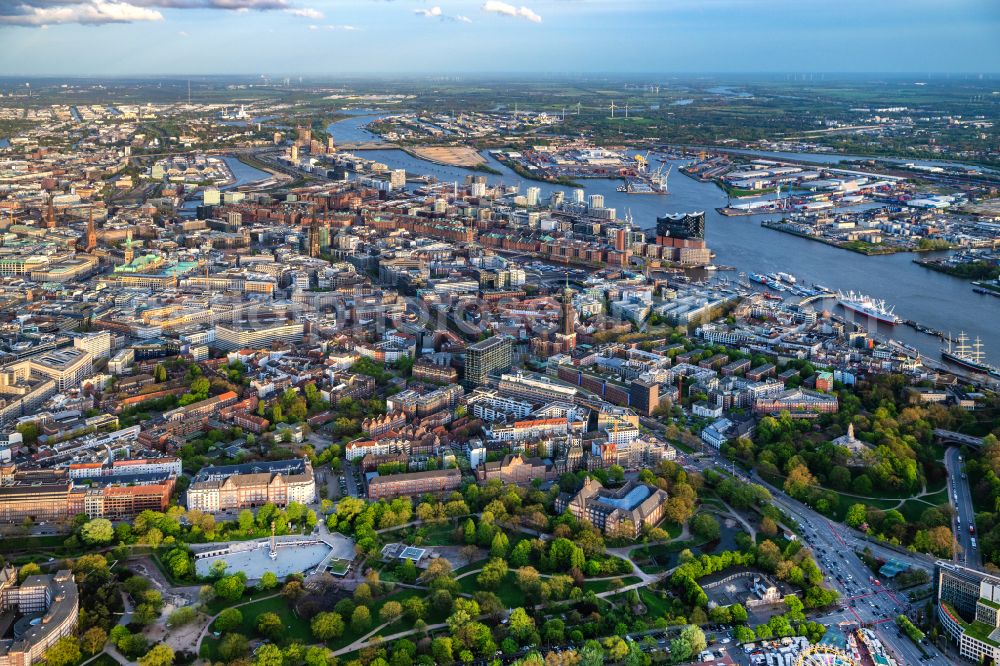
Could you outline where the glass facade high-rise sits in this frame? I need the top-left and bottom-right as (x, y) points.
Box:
(465, 335), (513, 387)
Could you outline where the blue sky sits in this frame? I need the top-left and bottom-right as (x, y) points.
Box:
(0, 0), (998, 75)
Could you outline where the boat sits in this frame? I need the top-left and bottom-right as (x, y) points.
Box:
(616, 180), (657, 194)
(941, 332), (998, 375)
(749, 273), (769, 285)
(704, 265), (718, 271)
(777, 272), (797, 284)
(762, 292), (783, 301)
(836, 290), (901, 325)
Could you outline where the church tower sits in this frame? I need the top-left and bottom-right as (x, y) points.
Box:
(123, 229), (134, 265)
(85, 208), (97, 252)
(561, 273), (576, 337)
(45, 196), (56, 229)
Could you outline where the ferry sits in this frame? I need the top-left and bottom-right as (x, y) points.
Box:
(836, 291), (901, 325)
(749, 273), (769, 285)
(942, 332), (999, 376)
(777, 272), (797, 284)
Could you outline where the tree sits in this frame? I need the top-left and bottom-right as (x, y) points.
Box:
(490, 531), (510, 559)
(690, 514), (721, 541)
(379, 600), (403, 624)
(167, 606), (198, 627)
(154, 363), (168, 382)
(44, 636), (81, 666)
(214, 608), (243, 632)
(81, 627), (108, 656)
(259, 571), (279, 590)
(760, 516), (779, 537)
(351, 605), (371, 633)
(303, 646), (335, 666)
(734, 626), (756, 644)
(18, 562), (41, 583)
(81, 518), (115, 545)
(476, 558), (508, 590)
(432, 637), (454, 664)
(218, 633), (249, 661)
(257, 612), (284, 640)
(214, 574), (246, 601)
(311, 612), (345, 640)
(254, 643), (284, 666)
(508, 607), (535, 642)
(846, 503), (868, 529)
(139, 644), (175, 666)
(730, 603), (748, 623)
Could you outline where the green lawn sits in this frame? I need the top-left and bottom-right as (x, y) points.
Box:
(824, 493), (902, 522)
(228, 596), (312, 642)
(459, 571), (526, 608)
(87, 654), (123, 666)
(201, 596), (311, 660)
(205, 590), (283, 616)
(328, 589), (424, 650)
(581, 576), (641, 594)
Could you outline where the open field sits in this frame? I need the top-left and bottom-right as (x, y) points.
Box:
(409, 146), (486, 167)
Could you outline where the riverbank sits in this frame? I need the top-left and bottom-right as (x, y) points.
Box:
(406, 145), (486, 168)
(914, 258), (1000, 281)
(493, 154), (584, 188)
(761, 220), (899, 255)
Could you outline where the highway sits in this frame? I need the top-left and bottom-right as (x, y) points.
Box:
(677, 451), (951, 665)
(945, 447), (980, 568)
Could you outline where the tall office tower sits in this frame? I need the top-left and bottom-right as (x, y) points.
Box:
(588, 194), (605, 209)
(526, 187), (541, 207)
(573, 189), (585, 204)
(630, 377), (660, 416)
(465, 336), (513, 387)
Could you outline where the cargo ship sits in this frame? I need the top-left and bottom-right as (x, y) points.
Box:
(836, 291), (901, 325)
(942, 332), (999, 376)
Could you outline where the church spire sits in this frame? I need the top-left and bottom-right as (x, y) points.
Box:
(85, 207), (97, 252)
(45, 196), (56, 229)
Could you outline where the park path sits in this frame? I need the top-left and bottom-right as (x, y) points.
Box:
(194, 593), (283, 657)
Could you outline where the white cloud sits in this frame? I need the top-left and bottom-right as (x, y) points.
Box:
(414, 5), (441, 17)
(455, 14), (471, 23)
(481, 0), (540, 22)
(177, 28), (187, 34)
(324, 23), (358, 30)
(284, 6), (321, 18)
(0, 0), (162, 25)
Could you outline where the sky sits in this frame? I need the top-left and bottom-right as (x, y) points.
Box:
(0, 0), (998, 76)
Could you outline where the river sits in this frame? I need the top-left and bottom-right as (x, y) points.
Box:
(327, 114), (999, 364)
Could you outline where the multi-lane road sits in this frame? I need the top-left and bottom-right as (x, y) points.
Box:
(945, 446), (980, 568)
(677, 450), (951, 665)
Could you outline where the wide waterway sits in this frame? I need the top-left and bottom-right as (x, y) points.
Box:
(328, 114), (999, 364)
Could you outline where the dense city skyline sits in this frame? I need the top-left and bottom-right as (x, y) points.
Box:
(0, 0), (998, 75)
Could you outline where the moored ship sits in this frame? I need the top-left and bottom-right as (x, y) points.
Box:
(941, 332), (998, 376)
(836, 290), (901, 325)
